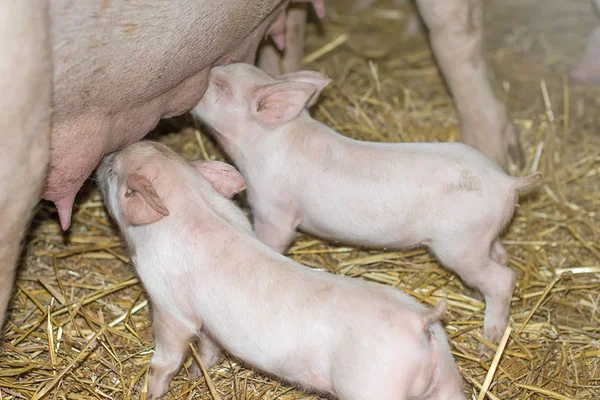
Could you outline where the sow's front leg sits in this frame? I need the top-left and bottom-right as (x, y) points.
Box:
(416, 0), (525, 170)
(0, 1), (52, 332)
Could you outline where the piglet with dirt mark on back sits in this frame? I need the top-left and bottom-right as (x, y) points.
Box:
(96, 141), (465, 400)
(191, 63), (542, 347)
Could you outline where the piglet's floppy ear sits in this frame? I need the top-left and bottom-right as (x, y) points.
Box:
(252, 81), (316, 128)
(121, 173), (169, 225)
(280, 70), (331, 108)
(191, 160), (247, 199)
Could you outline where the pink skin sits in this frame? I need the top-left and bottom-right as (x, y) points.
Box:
(258, 0), (524, 170)
(0, 2), (52, 330)
(0, 0), (295, 333)
(416, 0), (523, 170)
(259, 3), (311, 76)
(96, 141), (465, 400)
(192, 63), (542, 346)
(0, 0), (521, 333)
(259, 0), (325, 76)
(45, 0), (294, 231)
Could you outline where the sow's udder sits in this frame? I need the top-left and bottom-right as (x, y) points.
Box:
(42, 90), (198, 231)
(43, 0), (285, 230)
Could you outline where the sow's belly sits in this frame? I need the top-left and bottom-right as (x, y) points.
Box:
(45, 0), (286, 229)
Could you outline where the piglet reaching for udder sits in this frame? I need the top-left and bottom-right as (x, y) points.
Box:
(191, 63), (542, 346)
(96, 141), (465, 400)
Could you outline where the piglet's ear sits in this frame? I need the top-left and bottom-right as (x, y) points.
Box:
(280, 70), (331, 107)
(121, 173), (169, 225)
(191, 160), (247, 199)
(251, 81), (316, 128)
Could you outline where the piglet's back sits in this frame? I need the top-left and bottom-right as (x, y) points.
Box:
(175, 159), (437, 337)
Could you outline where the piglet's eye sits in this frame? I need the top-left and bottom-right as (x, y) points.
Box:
(214, 79), (230, 95)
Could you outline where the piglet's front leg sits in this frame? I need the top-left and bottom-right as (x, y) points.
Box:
(187, 331), (224, 377)
(253, 210), (300, 254)
(147, 309), (196, 399)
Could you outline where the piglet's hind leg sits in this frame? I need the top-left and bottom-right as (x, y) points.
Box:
(471, 259), (515, 351)
(434, 240), (516, 347)
(147, 310), (195, 399)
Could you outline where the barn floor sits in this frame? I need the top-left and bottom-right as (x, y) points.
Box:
(2, 0), (600, 399)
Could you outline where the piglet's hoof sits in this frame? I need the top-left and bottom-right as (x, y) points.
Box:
(147, 372), (171, 400)
(477, 343), (496, 360)
(187, 362), (201, 378)
(478, 323), (506, 358)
